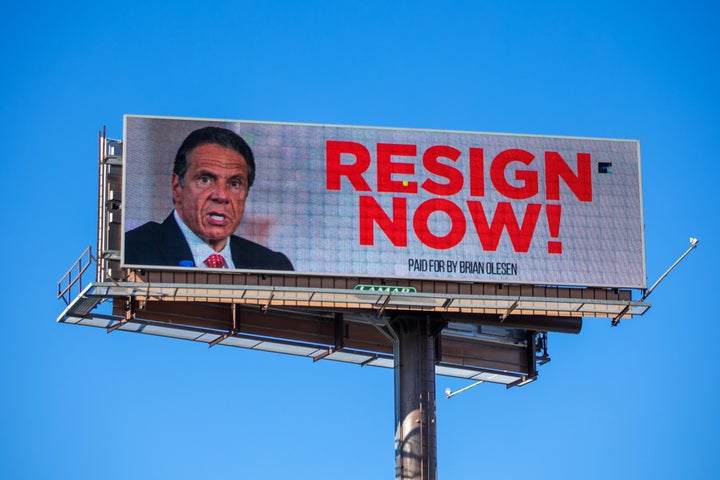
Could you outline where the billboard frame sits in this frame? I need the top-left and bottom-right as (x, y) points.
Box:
(119, 114), (647, 290)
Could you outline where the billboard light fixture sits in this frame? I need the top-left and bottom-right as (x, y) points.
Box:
(641, 236), (699, 302)
(612, 236), (699, 327)
(445, 380), (485, 398)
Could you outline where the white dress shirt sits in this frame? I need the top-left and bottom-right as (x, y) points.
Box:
(173, 210), (236, 268)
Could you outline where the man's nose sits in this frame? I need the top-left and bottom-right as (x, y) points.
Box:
(209, 181), (230, 201)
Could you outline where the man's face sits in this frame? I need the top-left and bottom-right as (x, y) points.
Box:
(172, 143), (250, 252)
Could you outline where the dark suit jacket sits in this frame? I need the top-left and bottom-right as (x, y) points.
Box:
(124, 214), (294, 271)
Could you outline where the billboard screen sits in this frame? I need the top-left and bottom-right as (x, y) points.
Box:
(122, 115), (645, 288)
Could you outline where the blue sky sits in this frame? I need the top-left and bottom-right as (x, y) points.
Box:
(1, 1), (719, 478)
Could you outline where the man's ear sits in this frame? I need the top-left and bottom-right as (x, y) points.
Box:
(171, 173), (182, 204)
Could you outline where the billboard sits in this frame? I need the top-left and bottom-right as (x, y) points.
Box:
(122, 115), (645, 288)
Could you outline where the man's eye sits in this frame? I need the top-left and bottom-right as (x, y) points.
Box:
(229, 179), (243, 189)
(198, 176), (212, 185)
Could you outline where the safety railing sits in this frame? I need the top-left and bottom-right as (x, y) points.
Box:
(58, 246), (95, 305)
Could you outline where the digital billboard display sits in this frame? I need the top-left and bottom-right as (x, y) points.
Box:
(122, 115), (645, 288)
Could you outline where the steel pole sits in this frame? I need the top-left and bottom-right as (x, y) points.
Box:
(391, 315), (443, 480)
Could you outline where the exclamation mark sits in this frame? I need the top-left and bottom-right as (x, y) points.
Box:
(546, 204), (562, 254)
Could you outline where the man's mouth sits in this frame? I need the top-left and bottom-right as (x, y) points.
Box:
(208, 213), (229, 225)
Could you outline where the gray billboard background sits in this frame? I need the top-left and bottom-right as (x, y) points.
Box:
(123, 115), (645, 288)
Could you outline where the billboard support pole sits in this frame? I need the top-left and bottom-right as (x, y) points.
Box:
(391, 314), (445, 480)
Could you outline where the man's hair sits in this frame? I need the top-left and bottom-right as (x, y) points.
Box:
(173, 126), (256, 188)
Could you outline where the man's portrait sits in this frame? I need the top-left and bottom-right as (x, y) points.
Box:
(124, 126), (294, 271)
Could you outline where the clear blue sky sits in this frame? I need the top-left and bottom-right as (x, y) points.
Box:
(2, 1), (718, 478)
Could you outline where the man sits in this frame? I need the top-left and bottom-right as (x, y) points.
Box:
(125, 126), (294, 271)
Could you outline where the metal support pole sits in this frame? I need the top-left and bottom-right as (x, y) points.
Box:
(391, 315), (444, 480)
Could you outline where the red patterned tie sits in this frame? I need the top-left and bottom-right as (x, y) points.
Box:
(204, 254), (226, 268)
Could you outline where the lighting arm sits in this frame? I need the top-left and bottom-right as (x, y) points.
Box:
(612, 237), (699, 327)
(641, 237), (699, 302)
(445, 380), (484, 399)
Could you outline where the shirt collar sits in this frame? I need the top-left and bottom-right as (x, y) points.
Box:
(173, 210), (235, 268)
